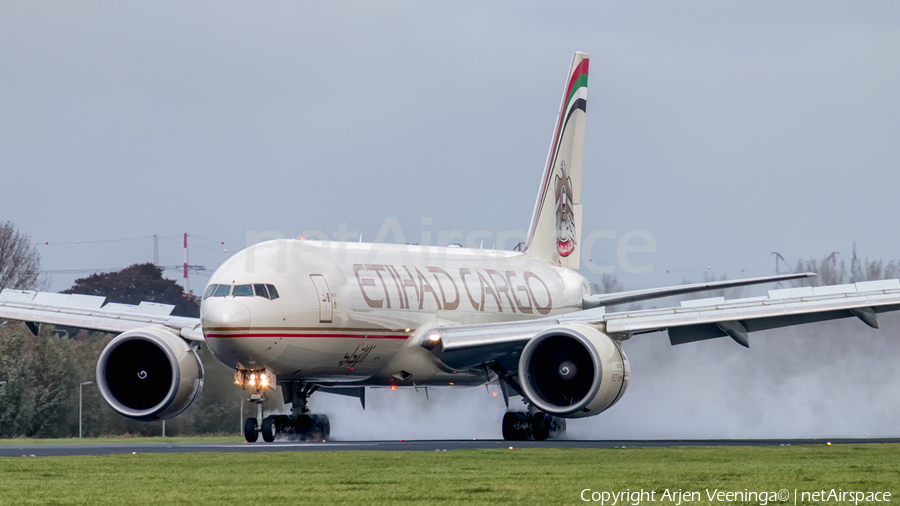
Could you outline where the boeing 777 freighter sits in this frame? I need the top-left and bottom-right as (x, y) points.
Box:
(2, 52), (899, 442)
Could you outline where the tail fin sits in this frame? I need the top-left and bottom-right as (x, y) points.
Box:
(524, 52), (589, 270)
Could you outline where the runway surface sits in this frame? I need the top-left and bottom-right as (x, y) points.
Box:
(3, 438), (899, 457)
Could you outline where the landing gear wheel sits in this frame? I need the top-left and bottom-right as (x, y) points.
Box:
(290, 414), (330, 441)
(273, 415), (291, 434)
(261, 416), (277, 442)
(514, 412), (530, 440)
(316, 415), (331, 441)
(502, 412), (517, 441)
(294, 414), (314, 439)
(244, 417), (258, 443)
(551, 417), (567, 438)
(502, 411), (531, 441)
(532, 412), (551, 441)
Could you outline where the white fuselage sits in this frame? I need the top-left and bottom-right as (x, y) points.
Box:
(200, 240), (590, 387)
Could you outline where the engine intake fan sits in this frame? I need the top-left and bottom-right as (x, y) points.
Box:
(96, 327), (204, 421)
(518, 322), (629, 418)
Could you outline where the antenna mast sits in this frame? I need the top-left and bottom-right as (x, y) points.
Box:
(183, 232), (190, 296)
(771, 252), (787, 288)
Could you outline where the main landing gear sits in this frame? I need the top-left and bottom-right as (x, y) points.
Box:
(243, 380), (331, 443)
(258, 413), (330, 443)
(489, 362), (567, 441)
(502, 411), (566, 441)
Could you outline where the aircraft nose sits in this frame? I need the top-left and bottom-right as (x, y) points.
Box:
(202, 299), (251, 332)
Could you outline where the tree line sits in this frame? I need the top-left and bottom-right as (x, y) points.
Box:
(0, 260), (246, 438)
(0, 325), (245, 438)
(0, 222), (245, 437)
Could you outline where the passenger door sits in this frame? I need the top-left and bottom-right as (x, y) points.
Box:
(309, 274), (333, 323)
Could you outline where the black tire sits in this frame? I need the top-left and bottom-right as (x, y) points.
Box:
(306, 415), (330, 441)
(532, 412), (551, 441)
(514, 412), (530, 440)
(502, 412), (517, 440)
(294, 414), (314, 440)
(274, 415), (290, 433)
(551, 417), (567, 438)
(261, 416), (277, 442)
(244, 417), (258, 443)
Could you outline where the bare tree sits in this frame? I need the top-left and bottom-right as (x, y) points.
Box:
(591, 273), (623, 295)
(0, 221), (41, 291)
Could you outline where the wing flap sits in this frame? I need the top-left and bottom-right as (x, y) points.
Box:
(32, 292), (106, 309)
(604, 289), (900, 336)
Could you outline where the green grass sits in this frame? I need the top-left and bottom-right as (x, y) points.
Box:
(1, 445), (898, 505)
(0, 436), (242, 445)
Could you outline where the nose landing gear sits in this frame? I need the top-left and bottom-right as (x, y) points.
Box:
(243, 390), (268, 442)
(243, 417), (259, 443)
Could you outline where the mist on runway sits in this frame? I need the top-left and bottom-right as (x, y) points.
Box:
(306, 314), (900, 440)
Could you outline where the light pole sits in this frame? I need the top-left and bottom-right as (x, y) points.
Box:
(79, 381), (93, 439)
(0, 381), (6, 434)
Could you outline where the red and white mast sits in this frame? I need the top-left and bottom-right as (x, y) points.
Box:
(183, 232), (190, 296)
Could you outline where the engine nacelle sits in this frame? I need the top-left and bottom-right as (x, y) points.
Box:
(518, 322), (629, 418)
(96, 327), (204, 421)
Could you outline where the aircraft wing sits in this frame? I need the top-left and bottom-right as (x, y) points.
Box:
(421, 279), (900, 371)
(581, 272), (815, 308)
(0, 289), (204, 341)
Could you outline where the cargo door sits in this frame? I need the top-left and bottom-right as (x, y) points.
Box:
(309, 274), (333, 323)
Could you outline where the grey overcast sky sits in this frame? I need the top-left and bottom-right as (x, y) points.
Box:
(2, 1), (899, 293)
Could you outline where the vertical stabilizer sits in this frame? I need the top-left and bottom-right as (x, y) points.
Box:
(525, 52), (588, 270)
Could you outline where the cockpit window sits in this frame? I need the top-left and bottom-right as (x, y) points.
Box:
(233, 285), (253, 297)
(208, 283), (276, 299)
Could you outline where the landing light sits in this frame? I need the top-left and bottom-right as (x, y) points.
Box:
(420, 331), (442, 350)
(234, 368), (276, 391)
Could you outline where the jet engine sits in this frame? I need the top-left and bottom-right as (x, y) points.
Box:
(518, 322), (629, 418)
(96, 327), (204, 421)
